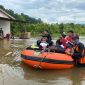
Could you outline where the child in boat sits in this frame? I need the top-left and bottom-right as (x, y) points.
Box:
(37, 30), (53, 47)
(39, 37), (49, 50)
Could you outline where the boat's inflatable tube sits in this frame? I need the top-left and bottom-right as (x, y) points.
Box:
(21, 50), (74, 69)
(78, 57), (85, 66)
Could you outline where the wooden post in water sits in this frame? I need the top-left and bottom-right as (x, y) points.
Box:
(20, 32), (31, 39)
(24, 32), (31, 39)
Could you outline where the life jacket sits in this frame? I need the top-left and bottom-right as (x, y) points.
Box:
(75, 45), (85, 56)
(75, 45), (85, 64)
(78, 57), (85, 64)
(65, 48), (73, 56)
(65, 48), (71, 53)
(31, 43), (39, 49)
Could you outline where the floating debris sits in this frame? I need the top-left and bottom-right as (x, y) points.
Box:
(10, 44), (24, 48)
(5, 52), (12, 56)
(14, 56), (22, 62)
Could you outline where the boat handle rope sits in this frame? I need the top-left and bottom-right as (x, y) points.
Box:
(33, 48), (50, 69)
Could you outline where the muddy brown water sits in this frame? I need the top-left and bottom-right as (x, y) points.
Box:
(0, 38), (85, 85)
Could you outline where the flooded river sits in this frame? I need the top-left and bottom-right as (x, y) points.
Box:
(0, 38), (85, 85)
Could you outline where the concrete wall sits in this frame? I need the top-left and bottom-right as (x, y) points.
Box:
(0, 20), (10, 37)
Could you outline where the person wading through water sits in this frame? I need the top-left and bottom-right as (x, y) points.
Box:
(65, 38), (85, 65)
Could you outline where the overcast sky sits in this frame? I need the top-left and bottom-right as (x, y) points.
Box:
(0, 0), (85, 24)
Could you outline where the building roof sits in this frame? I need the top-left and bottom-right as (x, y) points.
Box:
(0, 8), (28, 23)
(0, 8), (15, 20)
(0, 16), (28, 23)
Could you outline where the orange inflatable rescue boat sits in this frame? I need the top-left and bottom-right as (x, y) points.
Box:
(21, 50), (74, 69)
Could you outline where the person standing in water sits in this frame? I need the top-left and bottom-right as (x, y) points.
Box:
(0, 28), (4, 39)
(65, 36), (84, 65)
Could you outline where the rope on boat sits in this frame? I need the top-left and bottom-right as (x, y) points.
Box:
(34, 49), (50, 69)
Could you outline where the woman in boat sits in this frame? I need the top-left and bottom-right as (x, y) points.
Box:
(49, 34), (67, 53)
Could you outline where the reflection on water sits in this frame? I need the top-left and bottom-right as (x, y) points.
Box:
(0, 38), (85, 85)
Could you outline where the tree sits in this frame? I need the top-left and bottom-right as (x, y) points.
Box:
(0, 5), (5, 10)
(70, 23), (74, 29)
(59, 23), (64, 34)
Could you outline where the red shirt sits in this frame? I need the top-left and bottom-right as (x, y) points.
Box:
(61, 38), (67, 48)
(66, 36), (73, 43)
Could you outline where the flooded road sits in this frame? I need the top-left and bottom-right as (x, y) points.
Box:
(0, 38), (85, 85)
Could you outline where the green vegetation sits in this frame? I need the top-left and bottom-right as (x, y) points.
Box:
(0, 5), (85, 37)
(22, 23), (85, 37)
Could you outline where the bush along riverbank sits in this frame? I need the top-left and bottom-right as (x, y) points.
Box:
(11, 23), (85, 37)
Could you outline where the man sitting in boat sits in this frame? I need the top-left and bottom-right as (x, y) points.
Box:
(56, 31), (76, 52)
(49, 31), (79, 54)
(65, 30), (79, 52)
(37, 30), (53, 47)
(66, 30), (79, 44)
(27, 30), (52, 50)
